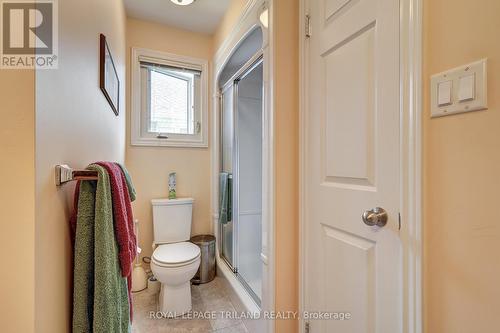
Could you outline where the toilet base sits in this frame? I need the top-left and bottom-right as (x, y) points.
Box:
(158, 282), (192, 317)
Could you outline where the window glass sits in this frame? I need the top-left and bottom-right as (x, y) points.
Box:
(149, 69), (194, 135)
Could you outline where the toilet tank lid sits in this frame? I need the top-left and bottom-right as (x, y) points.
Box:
(151, 198), (194, 206)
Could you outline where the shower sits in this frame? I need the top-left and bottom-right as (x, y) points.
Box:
(218, 27), (264, 306)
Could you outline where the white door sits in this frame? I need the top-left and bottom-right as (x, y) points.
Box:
(304, 0), (401, 332)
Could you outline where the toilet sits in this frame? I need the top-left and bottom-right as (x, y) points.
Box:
(150, 198), (201, 317)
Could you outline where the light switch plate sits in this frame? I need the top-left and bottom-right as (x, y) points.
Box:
(430, 59), (487, 118)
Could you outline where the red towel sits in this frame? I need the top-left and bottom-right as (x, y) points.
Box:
(96, 162), (137, 277)
(94, 162), (136, 322)
(69, 163), (137, 319)
(69, 181), (81, 248)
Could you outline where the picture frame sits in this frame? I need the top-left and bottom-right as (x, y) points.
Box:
(99, 33), (120, 116)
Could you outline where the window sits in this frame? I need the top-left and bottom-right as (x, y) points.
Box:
(131, 48), (208, 147)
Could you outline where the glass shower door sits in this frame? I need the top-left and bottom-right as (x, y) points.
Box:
(234, 60), (263, 303)
(220, 84), (235, 269)
(219, 57), (263, 306)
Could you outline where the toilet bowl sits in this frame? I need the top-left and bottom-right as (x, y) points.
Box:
(151, 241), (201, 317)
(150, 198), (199, 317)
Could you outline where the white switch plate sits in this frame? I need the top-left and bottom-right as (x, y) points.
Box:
(430, 59), (487, 118)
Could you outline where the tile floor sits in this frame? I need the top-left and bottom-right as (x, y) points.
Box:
(132, 276), (249, 333)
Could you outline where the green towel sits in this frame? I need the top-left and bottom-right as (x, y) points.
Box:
(118, 163), (136, 202)
(73, 164), (130, 333)
(219, 172), (232, 225)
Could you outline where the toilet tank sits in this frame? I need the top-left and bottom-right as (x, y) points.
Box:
(151, 198), (194, 244)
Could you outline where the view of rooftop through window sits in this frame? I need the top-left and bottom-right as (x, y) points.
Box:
(149, 69), (195, 135)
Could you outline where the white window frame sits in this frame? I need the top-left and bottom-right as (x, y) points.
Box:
(131, 47), (209, 147)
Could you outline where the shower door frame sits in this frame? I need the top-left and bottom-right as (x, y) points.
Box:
(219, 82), (236, 273)
(220, 55), (264, 306)
(212, 2), (275, 331)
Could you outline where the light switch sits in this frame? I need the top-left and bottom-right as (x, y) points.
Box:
(437, 80), (452, 106)
(430, 58), (487, 117)
(458, 73), (475, 102)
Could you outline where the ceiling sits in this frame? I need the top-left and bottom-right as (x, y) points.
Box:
(123, 0), (232, 34)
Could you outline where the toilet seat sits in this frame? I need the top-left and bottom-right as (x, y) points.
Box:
(152, 242), (201, 268)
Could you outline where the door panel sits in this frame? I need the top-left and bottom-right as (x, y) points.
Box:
(220, 85), (234, 268)
(235, 61), (263, 303)
(322, 224), (375, 333)
(222, 85), (234, 173)
(324, 0), (359, 21)
(305, 0), (402, 331)
(323, 24), (375, 185)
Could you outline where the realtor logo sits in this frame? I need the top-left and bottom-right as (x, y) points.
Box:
(1, 0), (58, 69)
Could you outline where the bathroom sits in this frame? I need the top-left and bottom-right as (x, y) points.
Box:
(31, 0), (277, 332)
(5, 0), (500, 332)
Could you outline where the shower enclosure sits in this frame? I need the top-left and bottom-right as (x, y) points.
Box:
(218, 28), (263, 305)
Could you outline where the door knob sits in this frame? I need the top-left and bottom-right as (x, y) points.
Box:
(362, 207), (388, 227)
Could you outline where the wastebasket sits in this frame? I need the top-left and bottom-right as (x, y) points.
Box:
(191, 235), (216, 284)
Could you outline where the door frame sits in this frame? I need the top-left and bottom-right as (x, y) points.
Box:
(212, 1), (275, 332)
(298, 0), (423, 332)
(232, 55), (265, 307)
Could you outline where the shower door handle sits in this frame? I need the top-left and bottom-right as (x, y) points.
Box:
(227, 175), (233, 222)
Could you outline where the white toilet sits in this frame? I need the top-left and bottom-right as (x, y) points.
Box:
(150, 198), (201, 317)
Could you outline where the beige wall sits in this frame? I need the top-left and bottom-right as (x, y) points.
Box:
(213, 0), (249, 51)
(125, 18), (213, 261)
(273, 1), (299, 332)
(0, 71), (35, 332)
(35, 0), (127, 331)
(423, 0), (500, 331)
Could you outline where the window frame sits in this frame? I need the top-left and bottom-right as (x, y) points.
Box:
(131, 47), (208, 147)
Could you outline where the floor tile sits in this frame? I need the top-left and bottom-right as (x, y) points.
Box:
(213, 323), (249, 333)
(132, 277), (247, 333)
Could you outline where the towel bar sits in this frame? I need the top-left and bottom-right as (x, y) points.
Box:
(55, 164), (98, 186)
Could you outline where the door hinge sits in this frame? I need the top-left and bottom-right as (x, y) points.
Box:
(398, 212), (402, 230)
(305, 321), (310, 333)
(305, 14), (311, 38)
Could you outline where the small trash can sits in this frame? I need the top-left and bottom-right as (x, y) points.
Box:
(191, 235), (216, 284)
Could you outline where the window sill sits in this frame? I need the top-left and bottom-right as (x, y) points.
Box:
(131, 136), (208, 148)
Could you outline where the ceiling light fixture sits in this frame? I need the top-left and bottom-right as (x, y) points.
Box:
(170, 0), (195, 6)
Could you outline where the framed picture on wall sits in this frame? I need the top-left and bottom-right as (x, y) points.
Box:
(99, 33), (120, 116)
